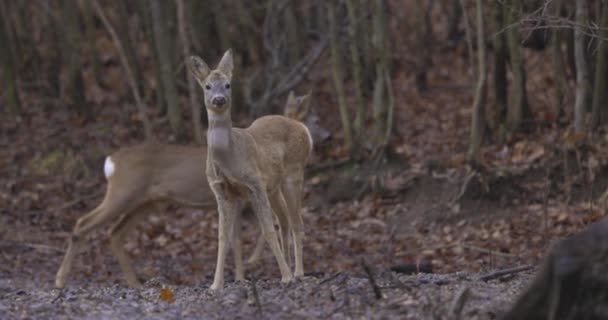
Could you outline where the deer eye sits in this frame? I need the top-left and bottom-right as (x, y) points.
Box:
(205, 85), (211, 90)
(225, 84), (231, 89)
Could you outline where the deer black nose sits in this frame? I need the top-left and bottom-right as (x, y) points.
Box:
(323, 133), (333, 143)
(212, 96), (226, 106)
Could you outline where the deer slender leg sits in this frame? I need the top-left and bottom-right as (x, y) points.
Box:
(269, 190), (291, 268)
(282, 174), (305, 277)
(210, 186), (238, 290)
(250, 184), (292, 283)
(55, 192), (136, 288)
(232, 202), (245, 282)
(108, 204), (152, 287)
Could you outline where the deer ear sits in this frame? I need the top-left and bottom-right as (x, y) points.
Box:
(187, 56), (210, 82)
(296, 92), (312, 115)
(217, 49), (234, 78)
(287, 91), (296, 105)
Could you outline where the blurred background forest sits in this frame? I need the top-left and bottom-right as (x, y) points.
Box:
(3, 0), (608, 289)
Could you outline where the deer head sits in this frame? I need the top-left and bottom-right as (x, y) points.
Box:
(284, 91), (332, 145)
(188, 49), (234, 115)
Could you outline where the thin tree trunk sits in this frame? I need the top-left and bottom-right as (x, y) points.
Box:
(177, 0), (203, 144)
(574, 0), (590, 133)
(151, 0), (183, 141)
(493, 1), (508, 134)
(591, 1), (608, 127)
(551, 0), (568, 117)
(373, 0), (389, 143)
(447, 0), (463, 42)
(468, 0), (487, 161)
(140, 0), (165, 113)
(327, 2), (353, 153)
(414, 0), (433, 91)
(116, 1), (143, 96)
(92, 0), (152, 140)
(0, 1), (20, 114)
(345, 0), (365, 142)
(504, 0), (529, 130)
(61, 0), (87, 115)
(80, 0), (102, 87)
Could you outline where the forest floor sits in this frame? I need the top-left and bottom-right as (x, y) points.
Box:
(3, 30), (608, 319)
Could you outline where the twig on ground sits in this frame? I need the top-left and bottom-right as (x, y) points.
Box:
(51, 190), (104, 213)
(461, 243), (518, 258)
(448, 287), (470, 320)
(0, 240), (64, 253)
(249, 276), (263, 316)
(361, 260), (382, 300)
(317, 272), (343, 286)
(478, 265), (534, 282)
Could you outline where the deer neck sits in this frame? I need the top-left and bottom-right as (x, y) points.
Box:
(207, 110), (233, 153)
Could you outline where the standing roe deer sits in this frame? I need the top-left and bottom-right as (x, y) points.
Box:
(187, 49), (312, 290)
(54, 90), (327, 289)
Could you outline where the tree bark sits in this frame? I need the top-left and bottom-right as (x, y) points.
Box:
(61, 0), (87, 115)
(467, 0), (487, 161)
(551, 0), (568, 118)
(574, 0), (590, 133)
(345, 0), (366, 143)
(447, 0), (463, 42)
(372, 0), (390, 144)
(414, 0), (434, 91)
(0, 1), (20, 114)
(151, 0), (183, 141)
(92, 0), (152, 140)
(493, 1), (508, 135)
(504, 0), (530, 131)
(177, 0), (203, 144)
(327, 2), (353, 153)
(591, 1), (608, 127)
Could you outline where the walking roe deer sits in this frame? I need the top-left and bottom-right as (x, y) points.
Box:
(187, 49), (313, 290)
(54, 91), (328, 289)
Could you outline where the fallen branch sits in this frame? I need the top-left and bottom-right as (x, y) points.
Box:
(478, 264), (534, 282)
(0, 240), (64, 253)
(249, 276), (263, 316)
(361, 260), (382, 300)
(448, 287), (470, 320)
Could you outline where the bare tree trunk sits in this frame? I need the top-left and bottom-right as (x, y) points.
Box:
(116, 1), (143, 96)
(447, 0), (463, 42)
(372, 0), (390, 144)
(414, 0), (434, 91)
(551, 0), (568, 118)
(151, 0), (183, 141)
(504, 0), (529, 130)
(139, 0), (165, 112)
(468, 0), (487, 161)
(574, 0), (590, 133)
(92, 0), (152, 140)
(61, 0), (87, 115)
(0, 1), (20, 114)
(327, 2), (353, 153)
(79, 0), (102, 87)
(345, 0), (366, 143)
(591, 1), (608, 127)
(493, 1), (508, 135)
(177, 0), (203, 144)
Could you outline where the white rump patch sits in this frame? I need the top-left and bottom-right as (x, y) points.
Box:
(298, 122), (313, 148)
(104, 156), (115, 178)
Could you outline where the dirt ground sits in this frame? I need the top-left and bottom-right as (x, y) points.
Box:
(0, 262), (533, 319)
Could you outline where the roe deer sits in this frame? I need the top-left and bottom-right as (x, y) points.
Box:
(54, 91), (326, 289)
(187, 49), (312, 290)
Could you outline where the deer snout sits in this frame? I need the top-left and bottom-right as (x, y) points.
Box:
(322, 131), (332, 143)
(212, 96), (227, 106)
